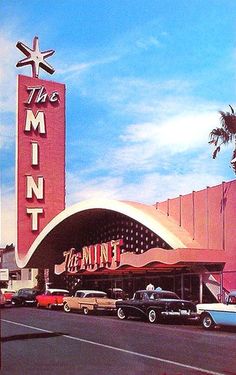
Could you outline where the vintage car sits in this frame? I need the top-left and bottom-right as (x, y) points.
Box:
(63, 290), (117, 314)
(116, 289), (197, 323)
(11, 288), (40, 306)
(1, 289), (16, 304)
(36, 288), (70, 309)
(197, 291), (236, 329)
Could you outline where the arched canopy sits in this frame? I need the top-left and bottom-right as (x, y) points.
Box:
(16, 198), (219, 268)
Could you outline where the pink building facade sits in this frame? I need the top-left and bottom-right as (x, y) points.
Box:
(156, 180), (236, 294)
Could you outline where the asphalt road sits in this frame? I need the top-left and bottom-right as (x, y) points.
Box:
(1, 305), (236, 375)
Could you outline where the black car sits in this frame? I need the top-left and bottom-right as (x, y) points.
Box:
(11, 288), (40, 307)
(116, 289), (197, 323)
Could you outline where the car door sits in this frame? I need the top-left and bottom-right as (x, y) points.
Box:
(128, 292), (148, 318)
(69, 291), (85, 310)
(40, 292), (51, 307)
(80, 293), (96, 311)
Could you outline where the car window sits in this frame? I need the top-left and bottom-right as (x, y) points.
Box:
(94, 293), (106, 298)
(142, 293), (149, 300)
(134, 292), (141, 300)
(228, 296), (236, 304)
(75, 292), (85, 297)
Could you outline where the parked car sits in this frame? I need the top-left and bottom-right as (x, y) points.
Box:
(1, 289), (16, 304)
(36, 288), (70, 309)
(197, 290), (236, 329)
(116, 289), (197, 323)
(63, 290), (117, 314)
(11, 288), (40, 306)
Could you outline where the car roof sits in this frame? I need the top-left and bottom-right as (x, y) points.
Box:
(136, 290), (176, 294)
(46, 289), (69, 293)
(1, 289), (15, 292)
(75, 290), (106, 294)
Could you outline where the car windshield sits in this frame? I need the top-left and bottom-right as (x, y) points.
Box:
(18, 289), (37, 296)
(228, 295), (236, 304)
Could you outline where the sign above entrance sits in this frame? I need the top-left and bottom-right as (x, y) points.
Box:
(55, 239), (124, 274)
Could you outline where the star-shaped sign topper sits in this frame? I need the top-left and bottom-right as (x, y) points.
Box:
(16, 36), (55, 78)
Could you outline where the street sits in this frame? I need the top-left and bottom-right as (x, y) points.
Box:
(1, 306), (236, 375)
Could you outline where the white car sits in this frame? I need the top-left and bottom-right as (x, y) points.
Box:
(63, 290), (117, 314)
(197, 291), (236, 329)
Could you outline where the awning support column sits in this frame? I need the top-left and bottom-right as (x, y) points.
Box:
(181, 273), (184, 299)
(199, 273), (203, 303)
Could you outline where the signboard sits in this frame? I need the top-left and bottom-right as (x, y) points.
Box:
(16, 74), (65, 263)
(55, 239), (123, 274)
(0, 269), (9, 281)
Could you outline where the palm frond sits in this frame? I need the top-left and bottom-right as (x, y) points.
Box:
(219, 110), (236, 135)
(209, 107), (236, 172)
(229, 104), (234, 114)
(212, 146), (220, 159)
(209, 127), (231, 145)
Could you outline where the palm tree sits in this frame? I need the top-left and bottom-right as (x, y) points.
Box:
(209, 105), (236, 173)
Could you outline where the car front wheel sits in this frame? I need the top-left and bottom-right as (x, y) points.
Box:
(63, 303), (71, 313)
(83, 307), (89, 315)
(117, 307), (127, 320)
(148, 309), (158, 323)
(201, 313), (215, 330)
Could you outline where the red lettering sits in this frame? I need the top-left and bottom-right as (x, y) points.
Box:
(63, 239), (123, 273)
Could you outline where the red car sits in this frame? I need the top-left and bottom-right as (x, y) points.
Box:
(36, 288), (70, 309)
(1, 289), (16, 304)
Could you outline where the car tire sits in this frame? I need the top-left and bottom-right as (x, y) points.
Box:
(201, 313), (215, 330)
(117, 307), (127, 320)
(63, 303), (71, 313)
(83, 307), (89, 315)
(148, 309), (158, 323)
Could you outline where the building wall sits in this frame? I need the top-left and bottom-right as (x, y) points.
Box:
(1, 247), (38, 291)
(8, 268), (38, 291)
(157, 180), (236, 290)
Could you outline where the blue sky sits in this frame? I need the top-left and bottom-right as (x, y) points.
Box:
(1, 0), (236, 246)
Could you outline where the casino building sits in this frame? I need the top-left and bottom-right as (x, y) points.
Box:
(17, 181), (236, 304)
(15, 37), (236, 303)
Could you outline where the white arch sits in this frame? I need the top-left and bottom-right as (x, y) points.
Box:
(16, 198), (195, 268)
